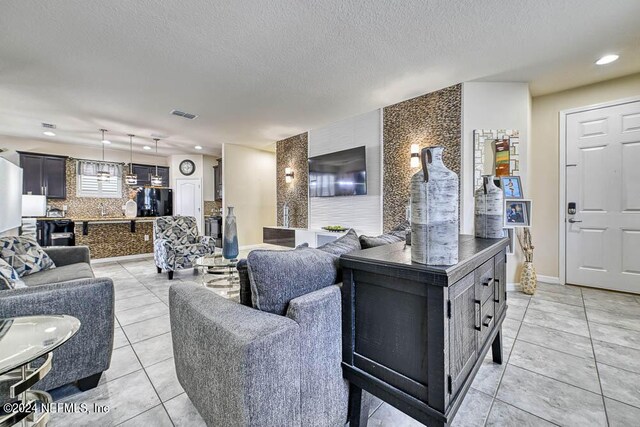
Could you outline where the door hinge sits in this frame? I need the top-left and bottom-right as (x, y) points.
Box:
(447, 375), (452, 394)
(447, 300), (451, 318)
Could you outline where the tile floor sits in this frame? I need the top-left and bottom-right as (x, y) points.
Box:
(48, 257), (640, 426)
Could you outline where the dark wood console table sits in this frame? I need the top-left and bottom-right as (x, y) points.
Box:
(341, 235), (509, 426)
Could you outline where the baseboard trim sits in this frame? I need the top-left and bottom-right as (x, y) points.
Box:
(507, 282), (521, 291)
(91, 253), (153, 264)
(537, 275), (561, 285)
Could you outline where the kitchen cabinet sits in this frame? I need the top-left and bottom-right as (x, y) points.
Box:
(19, 153), (67, 199)
(213, 160), (222, 201)
(132, 164), (170, 187)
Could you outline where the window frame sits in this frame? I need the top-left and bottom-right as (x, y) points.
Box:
(76, 164), (123, 199)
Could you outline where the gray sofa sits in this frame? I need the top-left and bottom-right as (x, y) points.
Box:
(0, 246), (114, 391)
(170, 229), (398, 426)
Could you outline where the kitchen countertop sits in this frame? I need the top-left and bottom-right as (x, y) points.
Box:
(34, 217), (156, 222)
(264, 226), (350, 233)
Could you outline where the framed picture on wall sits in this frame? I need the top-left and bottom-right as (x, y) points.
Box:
(504, 199), (532, 228)
(500, 176), (523, 198)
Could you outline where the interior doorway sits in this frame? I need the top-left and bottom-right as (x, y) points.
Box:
(175, 178), (203, 233)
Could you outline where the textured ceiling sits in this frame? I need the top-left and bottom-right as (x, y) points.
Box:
(1, 0), (639, 155)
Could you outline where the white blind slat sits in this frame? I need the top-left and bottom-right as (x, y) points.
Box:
(76, 165), (122, 198)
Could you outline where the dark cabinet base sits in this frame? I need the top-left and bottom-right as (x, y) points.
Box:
(263, 227), (295, 248)
(346, 323), (504, 427)
(341, 236), (510, 427)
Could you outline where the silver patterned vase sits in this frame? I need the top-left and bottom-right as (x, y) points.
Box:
(223, 206), (239, 260)
(411, 146), (459, 265)
(474, 175), (504, 239)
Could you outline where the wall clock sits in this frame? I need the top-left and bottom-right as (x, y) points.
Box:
(179, 159), (196, 176)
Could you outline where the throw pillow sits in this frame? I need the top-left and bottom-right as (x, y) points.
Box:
(247, 247), (338, 315)
(359, 232), (405, 249)
(237, 243), (309, 307)
(0, 236), (56, 277)
(0, 257), (26, 289)
(316, 229), (361, 256)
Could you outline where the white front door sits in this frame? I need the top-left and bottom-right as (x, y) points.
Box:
(565, 100), (640, 293)
(175, 178), (203, 233)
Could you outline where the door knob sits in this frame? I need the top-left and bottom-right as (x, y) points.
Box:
(568, 218), (582, 223)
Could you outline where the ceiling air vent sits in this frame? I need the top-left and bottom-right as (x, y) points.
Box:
(170, 110), (198, 120)
(42, 122), (57, 129)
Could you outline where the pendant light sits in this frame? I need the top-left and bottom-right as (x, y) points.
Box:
(150, 138), (163, 186)
(97, 129), (111, 181)
(125, 134), (138, 185)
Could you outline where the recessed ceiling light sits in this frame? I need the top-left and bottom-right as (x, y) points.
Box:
(43, 131), (56, 137)
(102, 139), (111, 144)
(596, 54), (619, 65)
(143, 145), (151, 150)
(194, 145), (202, 150)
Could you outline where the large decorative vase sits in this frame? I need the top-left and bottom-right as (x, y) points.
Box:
(474, 175), (504, 238)
(124, 199), (137, 218)
(520, 261), (537, 295)
(411, 146), (459, 265)
(223, 206), (239, 260)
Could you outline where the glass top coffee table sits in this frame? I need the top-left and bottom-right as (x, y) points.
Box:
(0, 315), (80, 427)
(194, 255), (240, 300)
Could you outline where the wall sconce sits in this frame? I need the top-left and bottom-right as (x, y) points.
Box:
(285, 167), (294, 183)
(410, 144), (420, 168)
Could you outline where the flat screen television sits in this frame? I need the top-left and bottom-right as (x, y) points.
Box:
(309, 146), (367, 197)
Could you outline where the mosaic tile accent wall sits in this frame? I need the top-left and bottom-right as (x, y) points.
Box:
(47, 159), (136, 218)
(276, 133), (309, 228)
(75, 221), (154, 259)
(204, 200), (222, 216)
(47, 159), (156, 258)
(382, 84), (462, 232)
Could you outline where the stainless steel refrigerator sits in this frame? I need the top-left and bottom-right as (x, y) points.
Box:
(136, 188), (173, 217)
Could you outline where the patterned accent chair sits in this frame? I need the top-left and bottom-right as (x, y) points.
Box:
(154, 216), (216, 279)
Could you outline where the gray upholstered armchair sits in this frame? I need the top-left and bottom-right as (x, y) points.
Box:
(0, 246), (114, 392)
(169, 231), (371, 426)
(153, 216), (216, 279)
(170, 283), (349, 426)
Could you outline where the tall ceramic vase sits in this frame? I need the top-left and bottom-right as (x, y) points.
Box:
(474, 175), (504, 238)
(411, 146), (459, 265)
(223, 206), (239, 260)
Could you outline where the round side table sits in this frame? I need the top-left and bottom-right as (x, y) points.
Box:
(194, 255), (239, 289)
(0, 315), (80, 427)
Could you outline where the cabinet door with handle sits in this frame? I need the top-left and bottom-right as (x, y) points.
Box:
(132, 164), (151, 186)
(158, 166), (170, 187)
(20, 154), (45, 195)
(214, 161), (222, 201)
(43, 156), (66, 199)
(448, 272), (478, 396)
(494, 250), (507, 317)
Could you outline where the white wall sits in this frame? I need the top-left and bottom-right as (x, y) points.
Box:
(462, 82), (531, 284)
(308, 109), (382, 235)
(222, 144), (276, 246)
(0, 135), (168, 166)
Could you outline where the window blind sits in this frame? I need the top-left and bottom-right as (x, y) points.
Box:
(76, 160), (122, 198)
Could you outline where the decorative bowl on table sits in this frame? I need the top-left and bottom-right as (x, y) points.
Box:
(321, 225), (349, 232)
